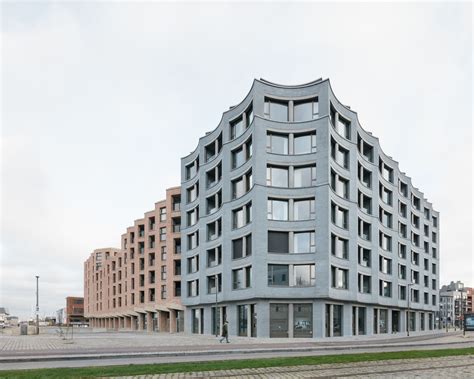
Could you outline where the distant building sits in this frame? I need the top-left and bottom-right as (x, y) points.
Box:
(6, 316), (19, 327)
(0, 307), (9, 328)
(56, 308), (67, 325)
(439, 281), (472, 327)
(66, 297), (87, 325)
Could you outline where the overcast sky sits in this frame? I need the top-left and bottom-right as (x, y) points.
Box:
(1, 2), (472, 320)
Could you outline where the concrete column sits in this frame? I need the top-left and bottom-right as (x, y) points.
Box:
(288, 100), (294, 122)
(146, 312), (153, 332)
(169, 310), (177, 333)
(227, 304), (237, 337)
(367, 307), (375, 336)
(313, 301), (325, 338)
(343, 304), (352, 336)
(257, 302), (268, 338)
(354, 306), (359, 336)
(138, 313), (144, 330)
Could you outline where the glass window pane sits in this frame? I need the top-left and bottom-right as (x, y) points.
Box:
(294, 232), (314, 253)
(294, 167), (312, 187)
(268, 264), (289, 285)
(268, 100), (288, 122)
(270, 303), (288, 337)
(294, 134), (313, 154)
(269, 134), (288, 154)
(268, 231), (289, 253)
(293, 101), (313, 122)
(294, 304), (313, 337)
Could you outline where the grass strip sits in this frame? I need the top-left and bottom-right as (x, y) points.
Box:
(0, 347), (473, 379)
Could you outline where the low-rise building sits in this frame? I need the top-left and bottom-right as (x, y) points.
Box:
(438, 281), (472, 327)
(66, 297), (87, 325)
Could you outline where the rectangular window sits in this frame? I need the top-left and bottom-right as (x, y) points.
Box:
(237, 305), (249, 336)
(186, 183), (199, 203)
(207, 218), (222, 241)
(268, 264), (289, 286)
(358, 191), (372, 214)
(358, 135), (374, 162)
(207, 274), (222, 294)
(187, 280), (199, 297)
(159, 227), (166, 241)
(293, 265), (315, 286)
(379, 208), (393, 228)
(264, 98), (289, 121)
(379, 256), (392, 274)
(232, 234), (252, 259)
(379, 280), (392, 297)
(331, 202), (348, 229)
(207, 246), (222, 267)
(233, 202), (252, 228)
(331, 234), (348, 259)
(332, 170), (349, 199)
(187, 207), (199, 226)
(293, 98), (319, 121)
(206, 162), (222, 188)
(270, 303), (289, 338)
(358, 219), (371, 240)
(268, 231), (289, 254)
(358, 246), (371, 267)
(379, 183), (393, 206)
(267, 132), (289, 155)
(399, 202), (407, 218)
(230, 116), (245, 140)
(294, 304), (313, 338)
(204, 133), (222, 162)
(294, 165), (316, 187)
(293, 198), (315, 220)
(231, 169), (252, 199)
(331, 266), (348, 289)
(399, 181), (408, 198)
(267, 199), (289, 221)
(379, 159), (394, 183)
(187, 231), (199, 250)
(379, 232), (392, 252)
(266, 165), (289, 187)
(294, 231), (316, 253)
(159, 207), (166, 222)
(232, 266), (251, 289)
(294, 132), (317, 154)
(331, 138), (349, 168)
(398, 264), (407, 280)
(358, 273), (371, 293)
(358, 163), (372, 188)
(187, 255), (199, 274)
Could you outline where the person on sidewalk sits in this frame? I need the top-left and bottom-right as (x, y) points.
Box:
(219, 320), (229, 343)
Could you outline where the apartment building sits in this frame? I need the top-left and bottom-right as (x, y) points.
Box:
(65, 297), (87, 325)
(84, 187), (183, 332)
(180, 78), (440, 338)
(438, 281), (472, 328)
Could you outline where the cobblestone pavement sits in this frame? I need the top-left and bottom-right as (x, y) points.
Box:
(111, 355), (474, 378)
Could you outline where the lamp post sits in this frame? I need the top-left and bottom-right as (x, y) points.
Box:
(214, 274), (219, 337)
(35, 275), (40, 335)
(459, 285), (465, 336)
(407, 283), (413, 337)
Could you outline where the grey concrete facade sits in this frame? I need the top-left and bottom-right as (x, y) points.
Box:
(180, 78), (440, 338)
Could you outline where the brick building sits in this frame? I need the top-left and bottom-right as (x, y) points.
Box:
(84, 187), (183, 332)
(66, 297), (87, 325)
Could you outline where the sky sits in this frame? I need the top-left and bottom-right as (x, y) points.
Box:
(1, 2), (472, 320)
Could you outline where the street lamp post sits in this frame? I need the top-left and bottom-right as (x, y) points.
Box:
(214, 274), (218, 337)
(460, 286), (465, 336)
(35, 275), (40, 335)
(407, 283), (413, 337)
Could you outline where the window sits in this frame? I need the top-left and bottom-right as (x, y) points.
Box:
(264, 98), (288, 121)
(206, 190), (222, 215)
(379, 183), (393, 206)
(424, 258), (429, 271)
(412, 251), (419, 266)
(358, 246), (371, 267)
(358, 163), (372, 188)
(187, 280), (199, 297)
(268, 231), (289, 254)
(412, 195), (421, 210)
(207, 246), (222, 267)
(412, 213), (420, 229)
(424, 207), (430, 220)
(398, 264), (407, 280)
(293, 98), (319, 121)
(207, 274), (222, 294)
(268, 264), (289, 286)
(379, 208), (393, 228)
(230, 116), (245, 140)
(232, 234), (252, 259)
(266, 165), (289, 187)
(379, 256), (392, 274)
(187, 207), (199, 226)
(357, 135), (374, 162)
(294, 132), (317, 154)
(204, 133), (222, 162)
(412, 232), (420, 247)
(294, 304), (313, 338)
(187, 231), (199, 250)
(231, 137), (252, 169)
(379, 159), (394, 183)
(331, 234), (348, 259)
(207, 218), (222, 241)
(331, 202), (348, 229)
(411, 270), (420, 284)
(326, 303), (343, 337)
(293, 265), (315, 286)
(399, 202), (407, 218)
(399, 285), (406, 300)
(160, 265), (167, 280)
(187, 255), (199, 274)
(332, 170), (349, 199)
(424, 224), (429, 237)
(294, 231), (316, 253)
(358, 219), (371, 240)
(432, 231), (437, 244)
(231, 169), (252, 199)
(358, 191), (372, 214)
(399, 181), (408, 197)
(206, 162), (222, 188)
(330, 105), (351, 139)
(294, 198), (315, 220)
(358, 274), (371, 293)
(159, 207), (166, 222)
(232, 266), (251, 289)
(331, 138), (349, 168)
(185, 158), (199, 180)
(186, 182), (199, 203)
(159, 227), (166, 241)
(432, 216), (438, 228)
(331, 266), (348, 289)
(267, 133), (288, 155)
(294, 165), (316, 187)
(399, 243), (407, 259)
(237, 304), (249, 336)
(379, 280), (392, 297)
(233, 202), (252, 228)
(379, 232), (392, 251)
(267, 199), (288, 221)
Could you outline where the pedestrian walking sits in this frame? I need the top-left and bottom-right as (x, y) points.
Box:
(219, 320), (229, 343)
